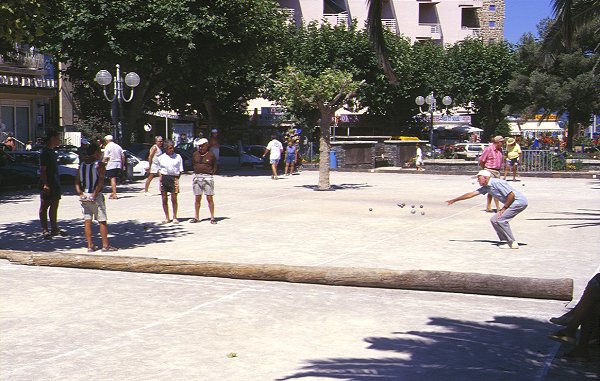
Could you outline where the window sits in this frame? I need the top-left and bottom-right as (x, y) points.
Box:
(489, 21), (496, 27)
(489, 4), (496, 11)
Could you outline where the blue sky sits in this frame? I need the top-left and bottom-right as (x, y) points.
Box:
(504, 0), (554, 43)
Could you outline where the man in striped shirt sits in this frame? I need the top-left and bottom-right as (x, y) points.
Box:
(75, 142), (117, 252)
(479, 136), (505, 212)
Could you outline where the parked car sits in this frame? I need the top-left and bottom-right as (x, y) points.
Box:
(124, 150), (149, 178)
(244, 144), (284, 168)
(219, 144), (265, 169)
(0, 150), (77, 187)
(453, 143), (488, 160)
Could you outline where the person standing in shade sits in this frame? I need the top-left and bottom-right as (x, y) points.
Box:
(144, 136), (164, 195)
(263, 134), (283, 180)
(75, 142), (117, 252)
(191, 138), (218, 224)
(208, 129), (220, 161)
(38, 130), (66, 239)
(158, 140), (183, 224)
(102, 135), (125, 199)
(479, 136), (504, 212)
(446, 169), (528, 249)
(4, 137), (15, 151)
(415, 143), (424, 171)
(503, 137), (522, 181)
(284, 140), (298, 176)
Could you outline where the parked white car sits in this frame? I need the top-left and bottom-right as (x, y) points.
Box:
(454, 143), (488, 160)
(124, 150), (149, 177)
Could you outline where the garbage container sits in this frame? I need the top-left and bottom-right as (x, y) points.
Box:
(329, 151), (337, 169)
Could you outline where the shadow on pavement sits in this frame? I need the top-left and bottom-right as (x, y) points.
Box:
(528, 209), (600, 229)
(278, 315), (597, 381)
(296, 183), (372, 191)
(0, 218), (193, 252)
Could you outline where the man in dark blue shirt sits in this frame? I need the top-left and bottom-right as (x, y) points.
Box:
(39, 130), (66, 239)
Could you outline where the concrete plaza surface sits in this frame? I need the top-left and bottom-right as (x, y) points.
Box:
(1, 169), (599, 380)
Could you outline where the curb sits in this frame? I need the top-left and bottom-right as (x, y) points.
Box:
(0, 250), (573, 301)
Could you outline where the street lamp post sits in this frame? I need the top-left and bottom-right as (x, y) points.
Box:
(95, 64), (140, 144)
(415, 92), (452, 157)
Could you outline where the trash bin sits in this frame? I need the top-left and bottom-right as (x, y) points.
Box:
(329, 151), (337, 169)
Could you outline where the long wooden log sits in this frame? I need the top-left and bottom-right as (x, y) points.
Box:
(0, 250), (572, 300)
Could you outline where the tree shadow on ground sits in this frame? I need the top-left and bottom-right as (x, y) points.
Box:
(295, 183), (372, 191)
(278, 315), (597, 381)
(0, 218), (192, 252)
(528, 209), (600, 229)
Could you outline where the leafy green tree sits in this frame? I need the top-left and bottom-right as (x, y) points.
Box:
(445, 39), (518, 141)
(36, 0), (286, 144)
(0, 0), (48, 54)
(271, 67), (361, 190)
(509, 24), (600, 150)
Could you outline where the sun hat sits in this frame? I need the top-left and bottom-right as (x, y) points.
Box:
(506, 137), (516, 145)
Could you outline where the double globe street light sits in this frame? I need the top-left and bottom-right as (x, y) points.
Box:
(415, 92), (452, 157)
(95, 64), (140, 143)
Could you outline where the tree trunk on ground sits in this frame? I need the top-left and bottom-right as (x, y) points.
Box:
(0, 250), (573, 301)
(318, 107), (332, 190)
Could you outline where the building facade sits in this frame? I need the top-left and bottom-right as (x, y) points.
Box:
(0, 44), (58, 149)
(278, 0), (504, 45)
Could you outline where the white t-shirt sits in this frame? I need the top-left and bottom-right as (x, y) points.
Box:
(103, 141), (123, 170)
(158, 153), (184, 175)
(267, 139), (283, 160)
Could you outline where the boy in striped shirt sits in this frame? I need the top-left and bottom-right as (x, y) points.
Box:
(75, 142), (118, 252)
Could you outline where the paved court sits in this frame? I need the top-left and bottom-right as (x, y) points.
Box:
(1, 169), (599, 379)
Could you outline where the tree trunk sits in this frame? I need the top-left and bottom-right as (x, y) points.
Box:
(318, 107), (332, 190)
(203, 98), (221, 131)
(0, 250), (573, 301)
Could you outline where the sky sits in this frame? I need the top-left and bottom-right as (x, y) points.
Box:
(504, 0), (554, 43)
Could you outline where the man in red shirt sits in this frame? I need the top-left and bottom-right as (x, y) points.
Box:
(479, 136), (504, 212)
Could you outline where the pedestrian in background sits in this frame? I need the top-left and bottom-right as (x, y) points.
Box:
(209, 129), (220, 161)
(415, 143), (424, 171)
(38, 130), (66, 239)
(75, 142), (117, 252)
(263, 134), (283, 180)
(144, 136), (164, 195)
(446, 169), (528, 249)
(191, 138), (217, 224)
(158, 140), (183, 224)
(479, 136), (504, 212)
(102, 135), (124, 199)
(503, 137), (522, 181)
(284, 140), (298, 176)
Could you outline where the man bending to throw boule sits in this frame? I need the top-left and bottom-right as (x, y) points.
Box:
(446, 170), (528, 249)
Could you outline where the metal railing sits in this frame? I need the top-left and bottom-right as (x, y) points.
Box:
(381, 19), (398, 34)
(520, 150), (556, 172)
(323, 12), (349, 27)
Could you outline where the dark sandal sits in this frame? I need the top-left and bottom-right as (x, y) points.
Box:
(87, 245), (100, 253)
(189, 218), (199, 223)
(101, 246), (118, 252)
(51, 229), (68, 237)
(210, 218), (217, 225)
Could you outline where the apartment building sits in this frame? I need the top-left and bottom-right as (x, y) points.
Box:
(278, 0), (504, 45)
(0, 44), (58, 149)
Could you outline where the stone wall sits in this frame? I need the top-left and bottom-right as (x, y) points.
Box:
(478, 0), (504, 42)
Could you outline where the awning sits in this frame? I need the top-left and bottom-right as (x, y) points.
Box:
(508, 121), (564, 134)
(433, 124), (481, 133)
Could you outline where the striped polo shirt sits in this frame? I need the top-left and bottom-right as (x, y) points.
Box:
(79, 161), (100, 193)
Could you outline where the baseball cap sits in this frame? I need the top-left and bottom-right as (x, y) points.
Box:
(81, 138), (90, 145)
(104, 134), (113, 141)
(493, 136), (505, 143)
(197, 138), (208, 145)
(211, 129), (218, 133)
(475, 170), (492, 178)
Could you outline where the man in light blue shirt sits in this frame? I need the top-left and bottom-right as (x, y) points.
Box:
(446, 170), (528, 249)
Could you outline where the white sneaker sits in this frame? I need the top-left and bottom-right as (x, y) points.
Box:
(510, 242), (519, 249)
(144, 191), (152, 196)
(499, 242), (519, 249)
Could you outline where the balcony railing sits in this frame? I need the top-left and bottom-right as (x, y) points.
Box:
(461, 26), (482, 38)
(417, 23), (442, 39)
(323, 12), (349, 27)
(382, 19), (398, 34)
(0, 44), (46, 70)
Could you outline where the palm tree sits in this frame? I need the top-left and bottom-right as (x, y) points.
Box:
(366, 0), (397, 84)
(543, 0), (600, 51)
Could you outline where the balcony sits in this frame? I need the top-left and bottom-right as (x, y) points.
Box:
(0, 44), (46, 70)
(323, 12), (349, 27)
(381, 19), (398, 34)
(460, 26), (482, 39)
(417, 23), (442, 40)
(280, 8), (295, 24)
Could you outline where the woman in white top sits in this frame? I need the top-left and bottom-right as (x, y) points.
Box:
(144, 136), (164, 195)
(157, 140), (183, 224)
